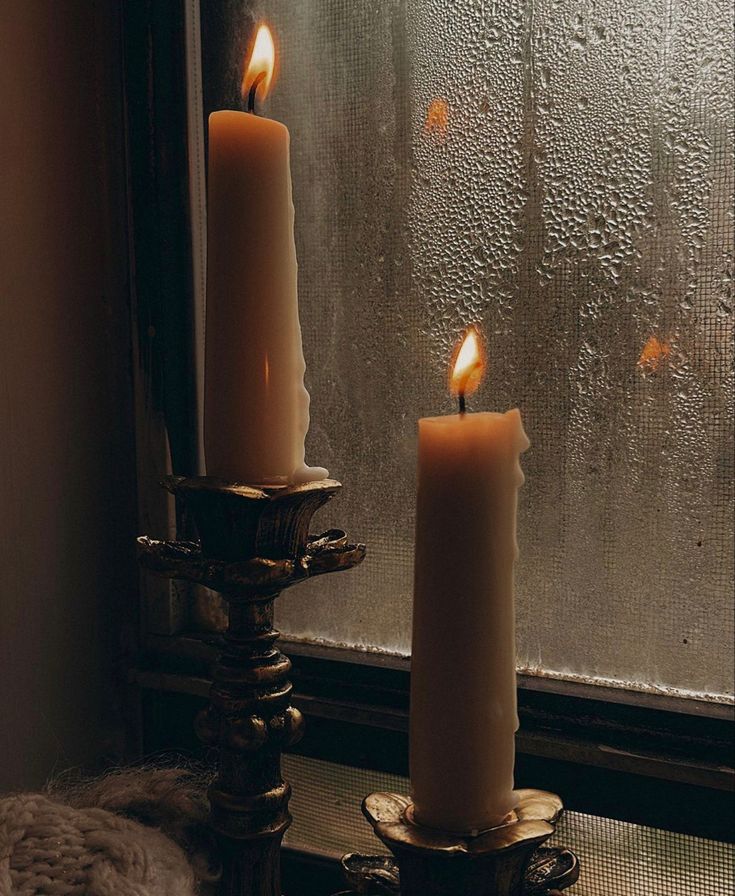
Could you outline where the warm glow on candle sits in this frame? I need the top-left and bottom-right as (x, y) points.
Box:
(449, 326), (486, 398)
(242, 23), (276, 104)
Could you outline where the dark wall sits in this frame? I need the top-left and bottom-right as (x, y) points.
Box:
(0, 1), (137, 789)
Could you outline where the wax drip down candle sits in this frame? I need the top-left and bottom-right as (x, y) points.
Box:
(409, 326), (530, 834)
(204, 23), (327, 485)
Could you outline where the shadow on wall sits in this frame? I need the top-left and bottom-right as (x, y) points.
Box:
(0, 1), (137, 790)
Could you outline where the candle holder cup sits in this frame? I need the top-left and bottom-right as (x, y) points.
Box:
(338, 791), (579, 896)
(137, 475), (365, 896)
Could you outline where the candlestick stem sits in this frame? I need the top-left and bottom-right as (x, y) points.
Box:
(138, 476), (365, 896)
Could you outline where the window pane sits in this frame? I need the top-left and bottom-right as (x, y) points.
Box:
(200, 0), (734, 700)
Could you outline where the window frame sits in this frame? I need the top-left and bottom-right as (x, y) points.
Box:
(135, 632), (734, 842)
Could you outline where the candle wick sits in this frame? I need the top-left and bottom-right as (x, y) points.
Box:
(458, 394), (466, 415)
(247, 72), (266, 114)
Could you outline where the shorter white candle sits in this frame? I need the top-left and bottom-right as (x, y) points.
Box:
(409, 327), (529, 834)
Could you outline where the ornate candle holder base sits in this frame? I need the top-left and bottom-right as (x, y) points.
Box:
(338, 791), (579, 896)
(137, 476), (365, 896)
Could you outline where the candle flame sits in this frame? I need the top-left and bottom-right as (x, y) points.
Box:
(242, 23), (276, 104)
(637, 335), (671, 374)
(449, 326), (486, 398)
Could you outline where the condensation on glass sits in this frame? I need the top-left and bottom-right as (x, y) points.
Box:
(198, 1), (734, 701)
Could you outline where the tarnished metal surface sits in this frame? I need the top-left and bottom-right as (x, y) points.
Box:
(337, 846), (579, 896)
(363, 790), (561, 856)
(343, 791), (578, 896)
(341, 854), (401, 894)
(137, 528), (365, 594)
(524, 846), (579, 895)
(162, 475), (349, 562)
(138, 477), (365, 896)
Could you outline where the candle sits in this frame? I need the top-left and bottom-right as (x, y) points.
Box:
(204, 24), (327, 485)
(409, 326), (530, 834)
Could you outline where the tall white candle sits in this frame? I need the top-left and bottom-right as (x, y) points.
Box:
(409, 328), (529, 834)
(204, 24), (327, 485)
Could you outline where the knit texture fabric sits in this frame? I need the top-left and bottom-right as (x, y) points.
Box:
(0, 769), (216, 896)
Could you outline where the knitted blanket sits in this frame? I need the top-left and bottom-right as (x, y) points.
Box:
(0, 769), (216, 896)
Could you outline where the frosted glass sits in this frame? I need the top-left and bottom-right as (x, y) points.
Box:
(200, 1), (734, 700)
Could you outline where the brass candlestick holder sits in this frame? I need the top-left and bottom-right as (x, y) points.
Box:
(138, 475), (365, 896)
(339, 791), (579, 896)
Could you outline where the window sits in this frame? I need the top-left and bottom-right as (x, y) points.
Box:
(130, 2), (734, 889)
(195, 0), (733, 701)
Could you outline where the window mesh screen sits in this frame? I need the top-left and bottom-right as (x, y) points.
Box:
(283, 755), (734, 896)
(199, 1), (734, 700)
